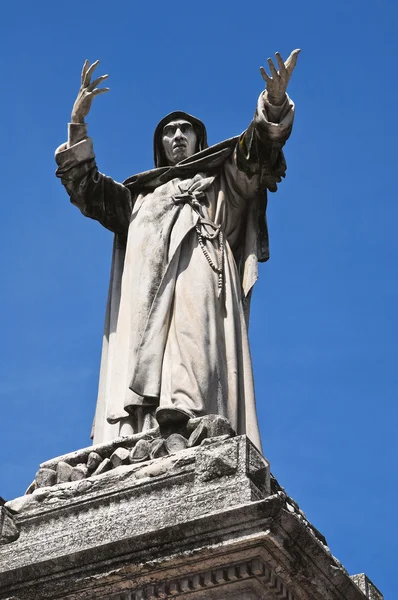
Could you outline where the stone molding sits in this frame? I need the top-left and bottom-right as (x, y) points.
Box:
(105, 557), (295, 600)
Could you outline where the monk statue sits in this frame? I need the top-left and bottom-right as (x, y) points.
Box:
(55, 50), (300, 449)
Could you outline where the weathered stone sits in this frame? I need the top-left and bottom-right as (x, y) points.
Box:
(188, 420), (207, 447)
(40, 430), (158, 471)
(246, 439), (270, 495)
(351, 573), (384, 600)
(87, 451), (102, 472)
(110, 447), (130, 468)
(92, 458), (111, 476)
(25, 480), (36, 495)
(196, 439), (238, 482)
(149, 438), (168, 459)
(56, 461), (73, 484)
(130, 439), (151, 463)
(165, 434), (188, 454)
(5, 494), (37, 515)
(0, 507), (19, 545)
(134, 456), (177, 480)
(76, 480), (93, 494)
(0, 437), (378, 600)
(70, 464), (89, 481)
(187, 414), (235, 439)
(35, 467), (56, 488)
(200, 434), (230, 446)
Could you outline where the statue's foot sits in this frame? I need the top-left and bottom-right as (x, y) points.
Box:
(156, 408), (236, 444)
(155, 406), (195, 438)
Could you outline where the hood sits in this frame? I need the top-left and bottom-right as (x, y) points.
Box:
(153, 111), (208, 167)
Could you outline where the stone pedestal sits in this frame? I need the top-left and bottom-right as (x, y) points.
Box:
(0, 436), (382, 599)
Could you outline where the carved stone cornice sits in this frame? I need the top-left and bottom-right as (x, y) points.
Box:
(0, 436), (378, 600)
(105, 558), (295, 600)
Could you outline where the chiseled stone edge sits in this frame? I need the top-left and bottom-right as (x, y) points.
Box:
(351, 573), (384, 600)
(271, 473), (329, 549)
(0, 507), (19, 545)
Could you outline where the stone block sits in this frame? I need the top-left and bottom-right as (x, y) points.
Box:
(196, 439), (238, 481)
(165, 433), (188, 454)
(92, 457), (111, 476)
(87, 451), (102, 472)
(188, 414), (235, 438)
(35, 467), (56, 488)
(187, 420), (207, 447)
(70, 464), (89, 481)
(110, 447), (130, 468)
(56, 461), (73, 484)
(149, 438), (168, 459)
(130, 439), (151, 463)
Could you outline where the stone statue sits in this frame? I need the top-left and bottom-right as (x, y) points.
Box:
(55, 50), (300, 449)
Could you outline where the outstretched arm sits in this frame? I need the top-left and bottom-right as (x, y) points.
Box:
(235, 49), (300, 194)
(55, 60), (132, 236)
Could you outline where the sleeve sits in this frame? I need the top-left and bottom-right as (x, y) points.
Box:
(229, 91), (295, 197)
(55, 124), (132, 235)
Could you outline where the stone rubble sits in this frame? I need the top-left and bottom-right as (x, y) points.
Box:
(30, 415), (236, 492)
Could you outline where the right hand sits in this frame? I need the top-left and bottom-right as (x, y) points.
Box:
(71, 60), (109, 124)
(260, 49), (300, 106)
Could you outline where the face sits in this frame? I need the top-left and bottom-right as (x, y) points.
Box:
(162, 120), (197, 165)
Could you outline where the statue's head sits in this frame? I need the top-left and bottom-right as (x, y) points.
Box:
(153, 111), (208, 167)
(161, 120), (197, 165)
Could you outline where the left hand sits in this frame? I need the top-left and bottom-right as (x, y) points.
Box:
(71, 60), (109, 124)
(260, 49), (300, 106)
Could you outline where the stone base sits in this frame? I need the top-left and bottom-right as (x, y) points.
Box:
(0, 436), (381, 599)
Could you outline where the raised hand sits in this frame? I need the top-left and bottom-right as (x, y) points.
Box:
(71, 60), (110, 124)
(260, 49), (300, 106)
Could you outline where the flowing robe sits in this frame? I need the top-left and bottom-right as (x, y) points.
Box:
(55, 92), (294, 450)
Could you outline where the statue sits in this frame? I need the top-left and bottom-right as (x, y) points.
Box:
(55, 50), (300, 449)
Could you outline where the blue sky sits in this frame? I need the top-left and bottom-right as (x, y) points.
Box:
(0, 0), (396, 596)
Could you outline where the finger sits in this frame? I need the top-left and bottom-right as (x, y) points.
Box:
(83, 60), (100, 86)
(90, 87), (110, 96)
(285, 48), (301, 76)
(267, 57), (278, 79)
(259, 66), (271, 83)
(275, 52), (286, 75)
(87, 74), (109, 92)
(81, 60), (89, 85)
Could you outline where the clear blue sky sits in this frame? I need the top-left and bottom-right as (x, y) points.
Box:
(0, 1), (396, 596)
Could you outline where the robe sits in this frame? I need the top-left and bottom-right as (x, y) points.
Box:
(55, 91), (294, 451)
